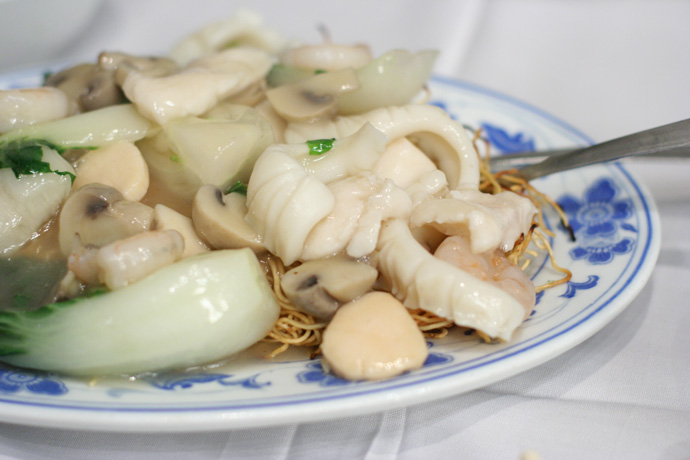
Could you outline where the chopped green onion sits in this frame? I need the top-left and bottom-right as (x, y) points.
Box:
(225, 180), (248, 195)
(306, 138), (336, 155)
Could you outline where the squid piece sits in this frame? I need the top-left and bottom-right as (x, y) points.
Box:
(376, 219), (528, 341)
(121, 48), (273, 125)
(245, 145), (335, 265)
(288, 122), (388, 184)
(285, 104), (479, 190)
(302, 171), (412, 260)
(170, 9), (287, 66)
(411, 189), (537, 254)
(0, 88), (70, 134)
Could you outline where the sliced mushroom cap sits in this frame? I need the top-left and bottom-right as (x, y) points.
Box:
(58, 183), (154, 255)
(265, 68), (360, 123)
(45, 64), (125, 113)
(281, 256), (378, 320)
(45, 53), (178, 114)
(320, 291), (428, 381)
(72, 141), (150, 202)
(191, 184), (264, 252)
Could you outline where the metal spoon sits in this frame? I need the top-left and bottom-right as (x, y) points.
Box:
(488, 118), (690, 180)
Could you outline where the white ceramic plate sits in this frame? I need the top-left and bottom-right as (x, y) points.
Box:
(0, 69), (660, 432)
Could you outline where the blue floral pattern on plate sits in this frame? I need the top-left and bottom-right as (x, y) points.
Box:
(558, 178), (636, 264)
(561, 275), (600, 299)
(481, 122), (535, 153)
(148, 372), (270, 391)
(0, 369), (68, 396)
(296, 344), (454, 388)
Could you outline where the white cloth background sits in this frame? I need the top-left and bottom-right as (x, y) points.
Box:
(0, 1), (688, 459)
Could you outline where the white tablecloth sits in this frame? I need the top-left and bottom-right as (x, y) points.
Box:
(1, 1), (689, 458)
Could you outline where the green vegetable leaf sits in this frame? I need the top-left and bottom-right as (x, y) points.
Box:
(42, 70), (54, 85)
(0, 139), (75, 182)
(225, 180), (248, 195)
(306, 138), (336, 155)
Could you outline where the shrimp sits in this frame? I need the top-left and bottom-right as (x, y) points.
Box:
(433, 235), (535, 317)
(96, 229), (185, 290)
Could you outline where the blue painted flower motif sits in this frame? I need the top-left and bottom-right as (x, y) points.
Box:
(559, 178), (633, 238)
(569, 238), (634, 265)
(558, 178), (635, 265)
(423, 351), (453, 366)
(560, 275), (600, 298)
(0, 368), (68, 396)
(148, 372), (270, 391)
(481, 122), (535, 153)
(296, 362), (350, 387)
(296, 343), (453, 387)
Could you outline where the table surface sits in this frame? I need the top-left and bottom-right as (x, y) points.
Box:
(1, 1), (689, 459)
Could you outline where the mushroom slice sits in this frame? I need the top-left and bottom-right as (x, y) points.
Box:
(321, 291), (428, 381)
(152, 204), (209, 257)
(281, 256), (378, 320)
(376, 219), (527, 341)
(58, 183), (154, 256)
(44, 63), (125, 113)
(285, 104), (479, 190)
(191, 184), (264, 252)
(72, 141), (150, 202)
(266, 68), (360, 123)
(0, 87), (70, 133)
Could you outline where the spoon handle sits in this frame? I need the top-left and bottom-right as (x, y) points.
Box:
(514, 118), (690, 181)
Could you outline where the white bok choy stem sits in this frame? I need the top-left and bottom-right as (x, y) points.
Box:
(0, 249), (279, 376)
